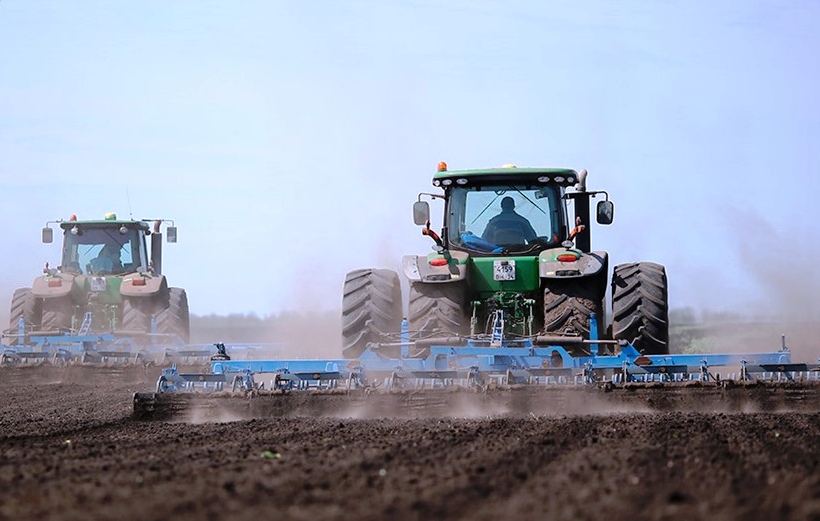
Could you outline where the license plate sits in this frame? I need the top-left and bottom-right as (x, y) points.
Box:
(90, 277), (107, 292)
(493, 260), (516, 281)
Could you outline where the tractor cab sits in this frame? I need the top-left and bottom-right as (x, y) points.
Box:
(56, 220), (151, 276)
(444, 178), (568, 256)
(415, 163), (615, 256)
(42, 213), (177, 277)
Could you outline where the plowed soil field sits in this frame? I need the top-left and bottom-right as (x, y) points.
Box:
(2, 366), (820, 521)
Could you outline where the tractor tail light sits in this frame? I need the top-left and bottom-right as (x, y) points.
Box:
(47, 279), (62, 287)
(557, 254), (579, 263)
(429, 258), (448, 267)
(132, 278), (147, 286)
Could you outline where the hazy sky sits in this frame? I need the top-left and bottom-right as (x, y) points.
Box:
(1, 1), (818, 321)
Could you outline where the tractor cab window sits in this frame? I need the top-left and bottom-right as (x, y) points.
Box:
(448, 184), (564, 253)
(62, 227), (147, 275)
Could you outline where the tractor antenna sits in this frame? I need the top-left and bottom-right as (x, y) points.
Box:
(126, 186), (134, 219)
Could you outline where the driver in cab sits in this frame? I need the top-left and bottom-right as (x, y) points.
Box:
(89, 242), (123, 274)
(481, 196), (537, 244)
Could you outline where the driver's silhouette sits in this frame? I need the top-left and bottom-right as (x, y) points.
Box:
(90, 243), (123, 274)
(481, 196), (537, 244)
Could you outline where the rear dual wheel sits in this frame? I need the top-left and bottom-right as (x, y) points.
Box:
(121, 297), (150, 332)
(341, 269), (403, 358)
(156, 288), (190, 343)
(41, 297), (73, 332)
(408, 282), (468, 337)
(611, 262), (669, 355)
(407, 281), (469, 358)
(122, 288), (189, 343)
(8, 288), (41, 334)
(543, 272), (607, 341)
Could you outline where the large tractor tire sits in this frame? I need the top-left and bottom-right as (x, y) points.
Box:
(156, 288), (190, 343)
(121, 297), (151, 333)
(408, 281), (469, 341)
(8, 288), (40, 333)
(40, 296), (74, 333)
(611, 262), (669, 355)
(543, 276), (606, 340)
(341, 269), (403, 359)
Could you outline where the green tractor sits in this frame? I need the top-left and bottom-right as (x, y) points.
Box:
(6, 213), (189, 342)
(342, 163), (668, 358)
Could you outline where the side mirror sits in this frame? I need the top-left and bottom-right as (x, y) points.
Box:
(596, 200), (614, 225)
(42, 227), (53, 244)
(413, 201), (430, 226)
(166, 226), (178, 243)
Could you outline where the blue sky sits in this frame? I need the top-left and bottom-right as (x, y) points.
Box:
(1, 1), (818, 321)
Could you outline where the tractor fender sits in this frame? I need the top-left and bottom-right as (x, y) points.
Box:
(120, 273), (168, 298)
(539, 249), (608, 280)
(30, 273), (76, 299)
(402, 250), (470, 283)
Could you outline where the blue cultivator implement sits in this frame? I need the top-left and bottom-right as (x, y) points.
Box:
(2, 313), (195, 365)
(144, 335), (818, 394)
(132, 319), (820, 420)
(1, 316), (271, 366)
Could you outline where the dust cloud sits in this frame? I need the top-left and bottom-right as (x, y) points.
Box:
(724, 207), (819, 321)
(667, 206), (820, 360)
(190, 310), (343, 359)
(184, 406), (247, 425)
(321, 389), (659, 420)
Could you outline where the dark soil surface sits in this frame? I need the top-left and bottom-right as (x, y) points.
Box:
(3, 366), (820, 521)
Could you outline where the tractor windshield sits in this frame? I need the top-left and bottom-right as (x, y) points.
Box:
(447, 184), (565, 254)
(61, 226), (148, 276)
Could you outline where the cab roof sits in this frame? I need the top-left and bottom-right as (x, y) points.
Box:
(58, 219), (150, 230)
(432, 166), (580, 188)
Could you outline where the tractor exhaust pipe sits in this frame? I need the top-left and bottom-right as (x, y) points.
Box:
(151, 221), (163, 274)
(572, 169), (591, 253)
(577, 169), (588, 192)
